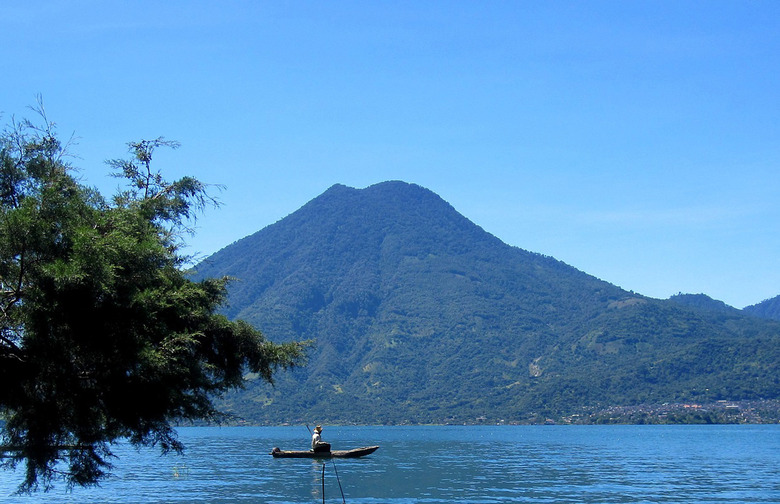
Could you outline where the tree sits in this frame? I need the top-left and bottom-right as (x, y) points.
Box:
(0, 105), (307, 492)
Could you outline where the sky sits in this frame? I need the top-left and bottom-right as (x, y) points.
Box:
(1, 1), (778, 309)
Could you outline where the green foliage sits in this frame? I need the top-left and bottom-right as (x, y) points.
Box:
(0, 106), (306, 492)
(195, 181), (780, 426)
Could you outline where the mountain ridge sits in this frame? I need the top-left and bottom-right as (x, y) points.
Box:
(744, 295), (780, 321)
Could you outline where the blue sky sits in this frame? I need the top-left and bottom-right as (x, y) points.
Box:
(2, 1), (778, 308)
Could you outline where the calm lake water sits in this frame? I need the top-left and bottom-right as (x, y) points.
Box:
(1, 425), (778, 503)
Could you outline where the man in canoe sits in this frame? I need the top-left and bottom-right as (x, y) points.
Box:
(311, 425), (331, 452)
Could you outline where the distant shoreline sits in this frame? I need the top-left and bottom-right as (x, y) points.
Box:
(181, 399), (780, 427)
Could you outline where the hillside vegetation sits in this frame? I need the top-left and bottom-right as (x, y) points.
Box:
(195, 181), (780, 424)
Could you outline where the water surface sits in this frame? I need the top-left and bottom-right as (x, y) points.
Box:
(1, 425), (778, 503)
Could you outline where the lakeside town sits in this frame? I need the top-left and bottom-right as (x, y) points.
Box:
(562, 399), (780, 425)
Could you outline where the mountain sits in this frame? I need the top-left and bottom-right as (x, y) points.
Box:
(194, 181), (780, 424)
(744, 295), (780, 321)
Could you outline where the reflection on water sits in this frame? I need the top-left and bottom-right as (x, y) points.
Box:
(1, 425), (778, 503)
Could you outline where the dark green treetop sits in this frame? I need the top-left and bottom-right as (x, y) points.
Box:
(0, 106), (307, 492)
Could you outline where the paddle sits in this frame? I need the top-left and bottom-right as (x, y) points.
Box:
(331, 458), (346, 504)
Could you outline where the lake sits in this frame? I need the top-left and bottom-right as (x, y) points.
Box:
(1, 425), (778, 503)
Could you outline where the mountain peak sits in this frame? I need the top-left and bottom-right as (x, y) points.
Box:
(313, 181), (455, 218)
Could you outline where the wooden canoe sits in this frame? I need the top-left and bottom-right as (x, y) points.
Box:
(271, 445), (379, 459)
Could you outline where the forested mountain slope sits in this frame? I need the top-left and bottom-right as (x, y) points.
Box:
(194, 182), (779, 424)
